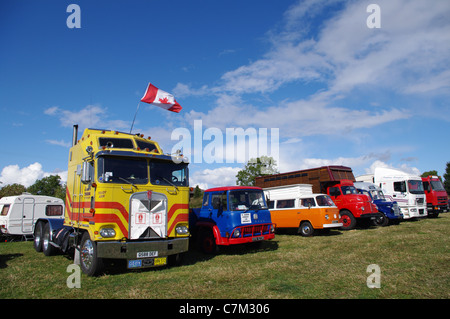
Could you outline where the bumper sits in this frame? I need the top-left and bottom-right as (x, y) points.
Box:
(96, 237), (189, 259)
(217, 223), (275, 246)
(323, 222), (343, 228)
(226, 232), (275, 245)
(357, 212), (383, 220)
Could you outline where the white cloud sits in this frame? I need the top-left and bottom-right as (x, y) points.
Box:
(190, 166), (240, 189)
(177, 0), (450, 139)
(0, 162), (67, 188)
(365, 160), (421, 176)
(46, 139), (71, 148)
(45, 104), (129, 132)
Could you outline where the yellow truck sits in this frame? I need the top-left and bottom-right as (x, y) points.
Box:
(263, 184), (342, 236)
(34, 125), (190, 276)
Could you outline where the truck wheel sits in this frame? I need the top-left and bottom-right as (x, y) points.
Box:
(80, 232), (104, 276)
(340, 211), (356, 230)
(199, 229), (217, 254)
(299, 221), (314, 237)
(373, 214), (389, 227)
(42, 223), (56, 256)
(33, 221), (44, 252)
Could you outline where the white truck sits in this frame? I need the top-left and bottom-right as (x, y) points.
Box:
(357, 167), (427, 219)
(0, 194), (64, 240)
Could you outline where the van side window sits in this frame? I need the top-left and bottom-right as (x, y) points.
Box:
(301, 198), (315, 207)
(276, 199), (295, 208)
(1, 205), (10, 216)
(267, 200), (274, 209)
(46, 205), (63, 216)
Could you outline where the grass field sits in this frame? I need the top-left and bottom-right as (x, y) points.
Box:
(1, 213), (449, 299)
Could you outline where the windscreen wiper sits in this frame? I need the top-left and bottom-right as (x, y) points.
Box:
(118, 177), (137, 188)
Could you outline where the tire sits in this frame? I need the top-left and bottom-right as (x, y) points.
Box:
(198, 228), (218, 254)
(80, 232), (104, 276)
(373, 214), (389, 227)
(42, 223), (56, 256)
(299, 221), (315, 237)
(340, 210), (356, 230)
(33, 221), (44, 252)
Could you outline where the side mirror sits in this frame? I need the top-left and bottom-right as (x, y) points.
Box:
(81, 161), (94, 184)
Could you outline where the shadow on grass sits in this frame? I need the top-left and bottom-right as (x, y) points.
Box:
(0, 253), (23, 269)
(93, 239), (280, 276)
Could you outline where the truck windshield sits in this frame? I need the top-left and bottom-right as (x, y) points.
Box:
(98, 156), (148, 184)
(149, 160), (188, 187)
(408, 180), (424, 194)
(370, 189), (386, 200)
(229, 190), (267, 211)
(341, 186), (358, 195)
(430, 180), (445, 191)
(316, 195), (335, 207)
(376, 190), (386, 200)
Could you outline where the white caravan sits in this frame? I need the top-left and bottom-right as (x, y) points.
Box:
(0, 194), (64, 237)
(357, 168), (427, 219)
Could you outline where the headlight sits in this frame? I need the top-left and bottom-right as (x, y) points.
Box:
(100, 228), (116, 238)
(233, 229), (241, 238)
(361, 206), (365, 212)
(270, 224), (275, 233)
(175, 225), (189, 235)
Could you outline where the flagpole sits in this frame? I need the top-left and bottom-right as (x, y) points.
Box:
(130, 101), (141, 134)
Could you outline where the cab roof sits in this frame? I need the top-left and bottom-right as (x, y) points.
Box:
(205, 186), (263, 192)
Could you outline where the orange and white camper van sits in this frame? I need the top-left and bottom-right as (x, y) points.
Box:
(263, 184), (342, 236)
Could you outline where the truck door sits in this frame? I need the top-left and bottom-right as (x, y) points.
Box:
(392, 181), (408, 203)
(210, 191), (227, 219)
(328, 187), (343, 207)
(22, 198), (35, 233)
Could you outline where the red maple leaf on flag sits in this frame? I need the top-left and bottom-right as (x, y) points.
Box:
(159, 97), (169, 104)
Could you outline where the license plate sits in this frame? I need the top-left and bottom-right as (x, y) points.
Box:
(128, 259), (142, 268)
(252, 236), (264, 242)
(128, 257), (167, 268)
(154, 257), (167, 266)
(137, 251), (158, 258)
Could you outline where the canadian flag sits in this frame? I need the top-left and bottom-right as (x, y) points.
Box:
(140, 83), (182, 113)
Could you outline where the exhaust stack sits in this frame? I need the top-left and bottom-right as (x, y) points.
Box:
(72, 125), (78, 146)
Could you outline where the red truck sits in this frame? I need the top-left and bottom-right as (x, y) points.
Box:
(255, 166), (380, 230)
(422, 175), (449, 217)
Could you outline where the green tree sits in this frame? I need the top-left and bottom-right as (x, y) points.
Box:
(443, 162), (450, 195)
(27, 175), (66, 201)
(0, 183), (27, 199)
(236, 156), (278, 186)
(421, 170), (438, 178)
(193, 185), (202, 198)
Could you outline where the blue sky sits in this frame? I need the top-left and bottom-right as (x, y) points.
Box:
(1, 0), (449, 189)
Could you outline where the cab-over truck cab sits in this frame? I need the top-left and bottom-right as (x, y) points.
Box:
(422, 175), (448, 217)
(189, 186), (275, 254)
(34, 126), (190, 276)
